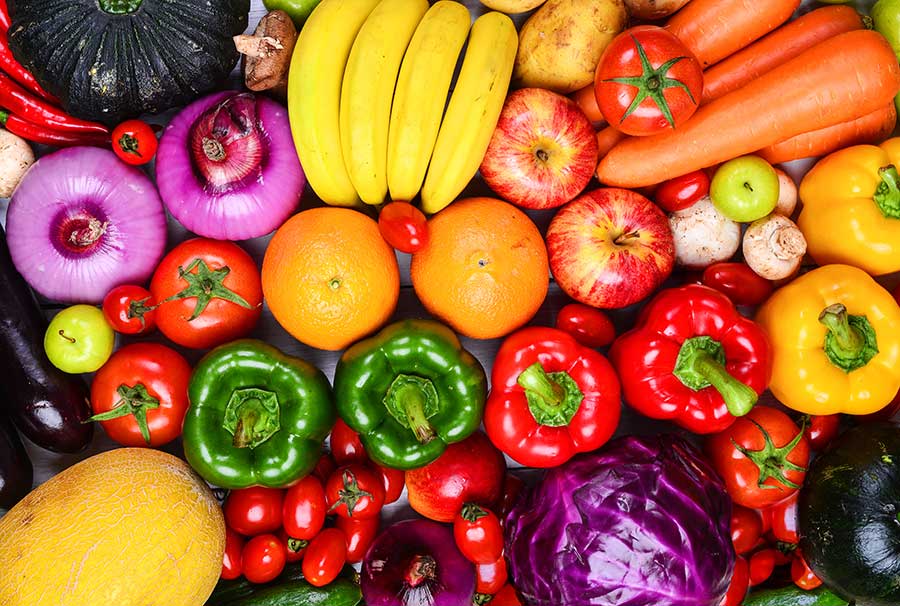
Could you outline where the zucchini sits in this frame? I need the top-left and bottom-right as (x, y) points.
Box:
(206, 564), (361, 606)
(743, 585), (849, 606)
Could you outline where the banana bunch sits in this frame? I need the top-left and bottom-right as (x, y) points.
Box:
(287, 0), (518, 213)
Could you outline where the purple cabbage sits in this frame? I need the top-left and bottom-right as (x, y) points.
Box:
(505, 434), (734, 606)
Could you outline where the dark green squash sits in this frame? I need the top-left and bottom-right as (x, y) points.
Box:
(7, 0), (249, 124)
(799, 421), (900, 606)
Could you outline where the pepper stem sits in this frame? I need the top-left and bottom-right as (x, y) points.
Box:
(223, 388), (281, 449)
(819, 304), (879, 372)
(383, 375), (439, 444)
(874, 165), (900, 219)
(673, 336), (757, 418)
(85, 383), (161, 445)
(517, 362), (584, 427)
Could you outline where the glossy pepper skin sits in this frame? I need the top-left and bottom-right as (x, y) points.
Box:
(610, 284), (771, 434)
(484, 326), (621, 468)
(334, 319), (486, 470)
(756, 264), (900, 415)
(182, 339), (335, 489)
(798, 138), (900, 275)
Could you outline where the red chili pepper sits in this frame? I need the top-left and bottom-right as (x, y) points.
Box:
(0, 109), (109, 147)
(483, 326), (621, 468)
(0, 0), (10, 31)
(0, 31), (56, 102)
(610, 285), (772, 435)
(0, 72), (107, 135)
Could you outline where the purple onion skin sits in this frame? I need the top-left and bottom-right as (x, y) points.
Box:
(505, 434), (735, 606)
(362, 519), (476, 606)
(6, 147), (167, 304)
(156, 91), (305, 241)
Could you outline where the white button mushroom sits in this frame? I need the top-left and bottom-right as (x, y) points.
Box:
(669, 195), (742, 269)
(0, 130), (34, 198)
(742, 214), (807, 280)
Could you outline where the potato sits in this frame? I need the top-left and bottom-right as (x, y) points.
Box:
(623, 0), (690, 20)
(513, 0), (627, 94)
(0, 130), (33, 198)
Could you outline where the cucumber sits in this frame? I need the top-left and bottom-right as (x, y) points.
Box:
(743, 585), (849, 606)
(206, 564), (362, 606)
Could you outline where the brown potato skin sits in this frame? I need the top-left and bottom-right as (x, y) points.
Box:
(624, 0), (690, 20)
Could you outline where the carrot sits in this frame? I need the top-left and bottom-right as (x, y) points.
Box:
(595, 30), (900, 188)
(759, 104), (897, 165)
(666, 0), (801, 68)
(570, 84), (605, 126)
(596, 126), (626, 158)
(702, 6), (865, 103)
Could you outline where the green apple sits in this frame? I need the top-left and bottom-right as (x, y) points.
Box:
(263, 0), (323, 26)
(44, 305), (115, 374)
(710, 156), (780, 223)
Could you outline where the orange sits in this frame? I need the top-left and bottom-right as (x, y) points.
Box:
(411, 197), (549, 339)
(261, 208), (400, 351)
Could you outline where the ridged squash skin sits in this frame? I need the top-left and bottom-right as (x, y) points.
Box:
(0, 448), (225, 606)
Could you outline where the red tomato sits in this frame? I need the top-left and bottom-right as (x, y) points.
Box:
(706, 406), (810, 509)
(769, 492), (799, 544)
(492, 584), (523, 606)
(221, 528), (244, 580)
(242, 534), (286, 584)
(594, 25), (703, 136)
(749, 549), (777, 587)
(112, 119), (158, 166)
(325, 464), (385, 519)
(336, 515), (380, 564)
(88, 343), (191, 447)
(102, 285), (157, 335)
(554, 303), (616, 348)
(330, 418), (367, 465)
(701, 263), (774, 307)
(224, 487), (284, 536)
(282, 476), (326, 540)
(303, 528), (347, 587)
(803, 414), (841, 450)
(476, 556), (508, 595)
(150, 238), (262, 349)
(721, 556), (750, 606)
(655, 170), (710, 212)
(378, 201), (429, 254)
(371, 463), (405, 504)
(312, 453), (337, 485)
(730, 505), (763, 556)
(453, 503), (504, 564)
(277, 530), (308, 563)
(791, 551), (823, 590)
(497, 473), (524, 523)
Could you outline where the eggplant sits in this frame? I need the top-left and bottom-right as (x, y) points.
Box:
(0, 414), (32, 509)
(0, 226), (93, 452)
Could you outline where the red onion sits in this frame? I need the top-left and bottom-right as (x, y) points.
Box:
(362, 519), (475, 606)
(156, 91), (305, 241)
(6, 147), (167, 304)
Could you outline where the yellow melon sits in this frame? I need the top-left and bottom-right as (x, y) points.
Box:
(0, 448), (225, 605)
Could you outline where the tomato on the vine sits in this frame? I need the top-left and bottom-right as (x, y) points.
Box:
(372, 463), (405, 505)
(802, 414), (841, 450)
(277, 530), (308, 563)
(453, 503), (504, 565)
(655, 170), (710, 212)
(282, 476), (326, 540)
(730, 505), (763, 556)
(555, 303), (616, 348)
(476, 556), (508, 595)
(706, 406), (810, 509)
(330, 418), (367, 465)
(224, 486), (284, 536)
(221, 528), (244, 580)
(88, 343), (191, 447)
(303, 528), (347, 587)
(242, 534), (286, 584)
(594, 25), (703, 136)
(336, 514), (380, 564)
(701, 263), (774, 307)
(749, 549), (777, 587)
(378, 201), (429, 254)
(769, 492), (799, 545)
(791, 551), (823, 590)
(721, 556), (750, 606)
(325, 464), (385, 519)
(112, 119), (158, 166)
(102, 285), (157, 335)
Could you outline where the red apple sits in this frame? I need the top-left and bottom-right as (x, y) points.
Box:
(546, 188), (675, 309)
(480, 88), (599, 210)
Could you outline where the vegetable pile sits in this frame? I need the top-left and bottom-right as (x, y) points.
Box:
(4, 1), (900, 605)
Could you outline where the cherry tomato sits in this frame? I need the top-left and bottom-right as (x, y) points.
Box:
(371, 463), (405, 505)
(336, 514), (380, 564)
(791, 551), (823, 590)
(721, 556), (750, 606)
(88, 343), (191, 447)
(242, 534), (287, 584)
(312, 452), (336, 485)
(102, 285), (157, 335)
(749, 549), (777, 587)
(282, 476), (326, 540)
(278, 529), (308, 563)
(802, 414), (841, 450)
(701, 263), (774, 307)
(771, 546), (794, 567)
(655, 170), (710, 213)
(594, 26), (703, 136)
(330, 418), (367, 465)
(302, 528), (347, 587)
(476, 556), (508, 595)
(706, 406), (810, 509)
(378, 201), (429, 254)
(497, 473), (524, 523)
(555, 303), (616, 348)
(224, 487), (284, 536)
(730, 505), (763, 555)
(453, 503), (504, 564)
(492, 584), (523, 606)
(325, 464), (385, 519)
(221, 528), (244, 580)
(112, 119), (158, 166)
(768, 491), (799, 544)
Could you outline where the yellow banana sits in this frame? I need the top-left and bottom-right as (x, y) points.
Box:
(387, 1), (471, 202)
(421, 12), (518, 214)
(340, 0), (430, 206)
(287, 0), (381, 207)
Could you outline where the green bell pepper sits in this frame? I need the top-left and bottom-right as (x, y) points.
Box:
(334, 320), (487, 470)
(183, 339), (335, 489)
(874, 0), (900, 116)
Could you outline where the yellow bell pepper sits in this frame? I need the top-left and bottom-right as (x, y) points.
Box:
(798, 137), (900, 275)
(756, 264), (900, 415)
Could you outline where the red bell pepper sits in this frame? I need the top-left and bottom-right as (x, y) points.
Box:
(483, 326), (621, 468)
(610, 284), (771, 435)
